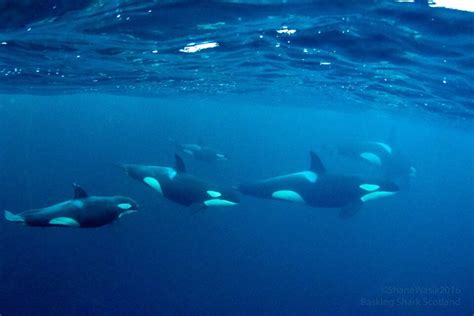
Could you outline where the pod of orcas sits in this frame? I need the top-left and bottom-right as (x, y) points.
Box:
(4, 139), (411, 228)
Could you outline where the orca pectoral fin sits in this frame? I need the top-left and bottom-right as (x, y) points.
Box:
(339, 200), (363, 219)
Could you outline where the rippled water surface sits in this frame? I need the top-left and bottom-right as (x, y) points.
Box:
(0, 0), (472, 119)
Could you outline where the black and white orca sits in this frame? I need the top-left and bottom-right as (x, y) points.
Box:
(239, 151), (399, 218)
(4, 184), (139, 228)
(174, 139), (228, 162)
(119, 155), (239, 208)
(323, 130), (416, 181)
(332, 140), (416, 180)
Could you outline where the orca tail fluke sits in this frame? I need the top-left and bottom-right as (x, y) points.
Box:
(4, 210), (24, 223)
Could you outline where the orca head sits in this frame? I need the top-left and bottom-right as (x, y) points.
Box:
(203, 188), (240, 207)
(113, 196), (140, 218)
(358, 179), (399, 202)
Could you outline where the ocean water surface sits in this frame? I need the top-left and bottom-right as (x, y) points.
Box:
(0, 1), (473, 315)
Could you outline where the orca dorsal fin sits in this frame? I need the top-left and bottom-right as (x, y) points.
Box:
(309, 151), (326, 174)
(72, 183), (88, 199)
(174, 154), (186, 173)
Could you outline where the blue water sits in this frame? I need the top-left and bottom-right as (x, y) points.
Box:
(0, 1), (473, 315)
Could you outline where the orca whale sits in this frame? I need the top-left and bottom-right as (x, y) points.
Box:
(239, 151), (399, 218)
(329, 140), (416, 180)
(4, 184), (139, 228)
(322, 128), (416, 181)
(119, 155), (239, 209)
(173, 139), (228, 162)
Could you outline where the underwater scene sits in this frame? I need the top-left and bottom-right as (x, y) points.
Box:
(0, 1), (472, 315)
